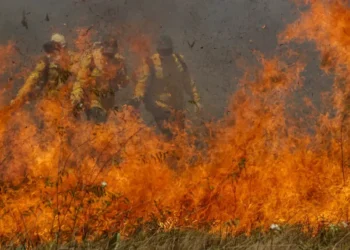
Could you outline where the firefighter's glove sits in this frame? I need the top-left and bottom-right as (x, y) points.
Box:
(73, 102), (85, 118)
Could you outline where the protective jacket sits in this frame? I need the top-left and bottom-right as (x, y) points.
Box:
(70, 48), (129, 111)
(14, 50), (78, 102)
(134, 53), (200, 111)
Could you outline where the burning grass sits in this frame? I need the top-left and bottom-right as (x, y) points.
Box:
(0, 0), (349, 248)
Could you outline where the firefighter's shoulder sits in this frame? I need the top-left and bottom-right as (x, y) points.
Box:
(33, 57), (48, 72)
(148, 53), (161, 66)
(151, 53), (160, 60)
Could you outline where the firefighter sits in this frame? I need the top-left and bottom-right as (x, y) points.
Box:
(50, 33), (80, 75)
(11, 33), (78, 106)
(128, 35), (201, 139)
(11, 40), (73, 106)
(70, 36), (130, 123)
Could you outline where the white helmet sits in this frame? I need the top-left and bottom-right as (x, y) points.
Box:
(51, 33), (67, 48)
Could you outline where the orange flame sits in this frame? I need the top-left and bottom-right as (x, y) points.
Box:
(0, 1), (349, 247)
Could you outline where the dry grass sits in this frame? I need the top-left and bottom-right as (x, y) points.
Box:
(6, 225), (350, 250)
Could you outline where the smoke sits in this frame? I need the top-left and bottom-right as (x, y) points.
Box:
(0, 0), (306, 119)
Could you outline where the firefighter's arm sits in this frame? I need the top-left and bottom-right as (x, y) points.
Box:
(179, 55), (201, 109)
(133, 59), (150, 101)
(13, 60), (46, 103)
(68, 51), (81, 76)
(185, 76), (201, 106)
(127, 59), (150, 108)
(70, 54), (92, 105)
(116, 55), (130, 89)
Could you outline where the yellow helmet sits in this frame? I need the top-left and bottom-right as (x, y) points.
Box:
(51, 33), (66, 48)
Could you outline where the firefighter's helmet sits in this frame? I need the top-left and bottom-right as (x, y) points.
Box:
(51, 33), (67, 48)
(156, 35), (173, 51)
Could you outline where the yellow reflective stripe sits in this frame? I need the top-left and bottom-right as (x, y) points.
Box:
(115, 53), (125, 60)
(90, 99), (103, 109)
(71, 82), (84, 104)
(172, 54), (184, 72)
(152, 54), (163, 79)
(134, 79), (147, 99)
(134, 59), (151, 99)
(190, 79), (200, 103)
(159, 93), (171, 101)
(91, 68), (101, 77)
(155, 100), (171, 109)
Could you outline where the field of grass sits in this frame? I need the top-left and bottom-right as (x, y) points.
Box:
(7, 226), (348, 250)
